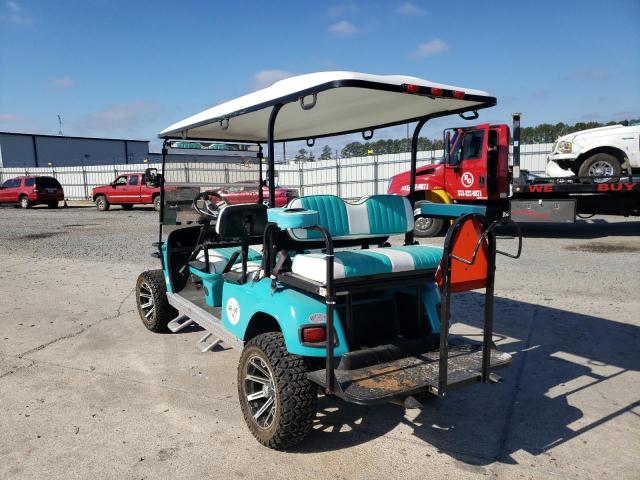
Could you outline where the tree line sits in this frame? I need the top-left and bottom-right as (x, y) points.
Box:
(291, 118), (637, 160)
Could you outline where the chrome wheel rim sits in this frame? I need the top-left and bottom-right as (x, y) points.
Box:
(20, 197), (28, 208)
(415, 216), (433, 233)
(97, 198), (105, 209)
(588, 160), (614, 178)
(138, 282), (155, 320)
(244, 355), (276, 429)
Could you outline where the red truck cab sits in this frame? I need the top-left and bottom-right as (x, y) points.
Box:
(388, 123), (511, 235)
(388, 123), (510, 202)
(92, 171), (161, 211)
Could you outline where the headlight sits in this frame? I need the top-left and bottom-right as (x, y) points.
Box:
(557, 141), (572, 153)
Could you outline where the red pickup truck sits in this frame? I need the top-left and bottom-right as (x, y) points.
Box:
(92, 172), (161, 211)
(93, 172), (298, 212)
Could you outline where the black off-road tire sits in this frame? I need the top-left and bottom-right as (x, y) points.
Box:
(577, 153), (621, 182)
(238, 332), (317, 450)
(47, 201), (59, 209)
(19, 195), (30, 209)
(121, 203), (134, 210)
(95, 195), (110, 211)
(153, 195), (161, 212)
(413, 200), (444, 238)
(135, 269), (177, 333)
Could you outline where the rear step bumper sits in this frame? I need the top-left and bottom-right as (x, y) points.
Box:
(307, 343), (511, 405)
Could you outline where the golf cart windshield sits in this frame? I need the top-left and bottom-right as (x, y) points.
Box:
(161, 141), (263, 226)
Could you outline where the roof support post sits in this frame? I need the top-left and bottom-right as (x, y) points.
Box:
(405, 117), (429, 245)
(512, 112), (521, 188)
(257, 144), (264, 205)
(267, 104), (283, 208)
(157, 139), (169, 268)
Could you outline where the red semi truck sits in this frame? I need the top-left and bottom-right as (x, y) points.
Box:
(388, 114), (640, 236)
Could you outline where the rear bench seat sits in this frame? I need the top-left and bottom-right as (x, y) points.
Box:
(287, 195), (443, 283)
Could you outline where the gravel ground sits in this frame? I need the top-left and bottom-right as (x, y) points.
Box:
(0, 203), (639, 479)
(0, 202), (159, 265)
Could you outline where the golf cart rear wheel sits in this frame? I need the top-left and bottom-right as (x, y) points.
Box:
(122, 204), (134, 210)
(47, 201), (59, 209)
(135, 269), (177, 333)
(238, 332), (317, 450)
(413, 200), (444, 238)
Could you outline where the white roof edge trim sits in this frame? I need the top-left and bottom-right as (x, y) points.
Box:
(159, 71), (494, 141)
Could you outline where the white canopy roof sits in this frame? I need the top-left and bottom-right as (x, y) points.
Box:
(159, 71), (495, 142)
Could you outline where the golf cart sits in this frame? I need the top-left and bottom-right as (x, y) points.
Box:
(136, 72), (521, 449)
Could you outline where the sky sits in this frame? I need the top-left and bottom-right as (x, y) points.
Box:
(1, 0), (639, 156)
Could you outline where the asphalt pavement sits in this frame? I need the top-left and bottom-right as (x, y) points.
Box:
(0, 203), (638, 479)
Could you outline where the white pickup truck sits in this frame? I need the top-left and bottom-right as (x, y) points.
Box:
(547, 123), (640, 178)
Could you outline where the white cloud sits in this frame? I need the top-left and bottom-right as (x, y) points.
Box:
(73, 101), (160, 133)
(0, 113), (45, 133)
(252, 69), (296, 90)
(0, 1), (32, 25)
(397, 2), (427, 16)
(412, 38), (449, 58)
(327, 2), (358, 17)
(51, 75), (74, 89)
(564, 68), (608, 81)
(0, 113), (29, 123)
(329, 20), (360, 36)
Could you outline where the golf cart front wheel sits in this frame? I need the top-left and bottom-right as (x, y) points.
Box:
(238, 332), (317, 450)
(135, 270), (177, 333)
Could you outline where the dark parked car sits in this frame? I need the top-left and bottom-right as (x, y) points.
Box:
(0, 176), (64, 208)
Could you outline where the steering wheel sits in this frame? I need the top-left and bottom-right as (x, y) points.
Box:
(192, 190), (228, 218)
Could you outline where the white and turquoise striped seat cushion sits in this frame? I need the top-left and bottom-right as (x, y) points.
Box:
(291, 245), (443, 283)
(196, 246), (262, 274)
(287, 194), (414, 241)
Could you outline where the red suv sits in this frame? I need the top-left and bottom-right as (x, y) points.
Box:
(0, 176), (64, 209)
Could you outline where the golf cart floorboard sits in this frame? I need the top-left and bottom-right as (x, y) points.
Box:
(167, 282), (243, 350)
(307, 344), (512, 405)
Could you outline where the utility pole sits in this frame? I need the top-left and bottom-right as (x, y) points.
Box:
(57, 115), (63, 136)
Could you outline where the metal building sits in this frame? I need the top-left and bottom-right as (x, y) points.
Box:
(0, 132), (150, 168)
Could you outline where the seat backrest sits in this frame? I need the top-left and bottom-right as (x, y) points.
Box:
(216, 204), (267, 241)
(288, 194), (414, 241)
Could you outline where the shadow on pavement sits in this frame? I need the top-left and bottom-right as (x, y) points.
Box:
(294, 293), (639, 466)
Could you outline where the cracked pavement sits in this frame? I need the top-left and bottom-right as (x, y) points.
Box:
(0, 206), (639, 479)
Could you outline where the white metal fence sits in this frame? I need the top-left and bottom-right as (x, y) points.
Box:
(0, 143), (552, 200)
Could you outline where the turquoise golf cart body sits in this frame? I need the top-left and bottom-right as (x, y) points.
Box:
(135, 72), (520, 449)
